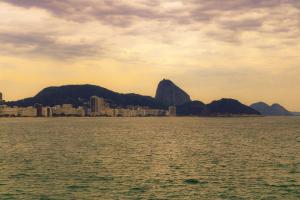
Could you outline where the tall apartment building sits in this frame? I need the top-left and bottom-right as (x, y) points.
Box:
(90, 96), (110, 116)
(0, 92), (3, 102)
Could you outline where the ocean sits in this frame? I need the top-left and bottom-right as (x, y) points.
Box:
(0, 117), (299, 199)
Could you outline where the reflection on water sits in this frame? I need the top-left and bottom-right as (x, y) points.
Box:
(0, 117), (299, 199)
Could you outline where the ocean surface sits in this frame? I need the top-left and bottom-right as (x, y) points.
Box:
(0, 117), (299, 199)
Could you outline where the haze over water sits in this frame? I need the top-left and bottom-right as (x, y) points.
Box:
(0, 117), (299, 199)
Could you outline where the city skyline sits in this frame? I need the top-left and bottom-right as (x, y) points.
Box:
(1, 0), (300, 110)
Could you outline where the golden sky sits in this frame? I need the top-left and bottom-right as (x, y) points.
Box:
(0, 0), (300, 110)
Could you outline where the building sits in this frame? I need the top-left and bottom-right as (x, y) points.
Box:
(0, 102), (167, 118)
(46, 107), (53, 117)
(90, 96), (110, 116)
(103, 107), (115, 117)
(111, 106), (166, 117)
(83, 103), (91, 116)
(0, 105), (19, 117)
(0, 105), (36, 117)
(52, 104), (85, 117)
(0, 92), (2, 102)
(168, 106), (177, 116)
(35, 104), (42, 117)
(18, 106), (37, 117)
(40, 107), (54, 117)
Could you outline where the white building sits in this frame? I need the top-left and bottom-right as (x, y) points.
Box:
(18, 106), (37, 117)
(0, 105), (19, 117)
(52, 104), (84, 116)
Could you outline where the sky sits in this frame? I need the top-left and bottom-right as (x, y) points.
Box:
(0, 0), (300, 111)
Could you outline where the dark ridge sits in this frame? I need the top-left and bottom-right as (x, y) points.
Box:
(176, 98), (260, 116)
(7, 84), (165, 109)
(206, 98), (260, 115)
(176, 101), (207, 116)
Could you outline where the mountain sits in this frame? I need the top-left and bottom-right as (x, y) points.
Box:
(206, 98), (260, 116)
(176, 98), (260, 116)
(250, 102), (272, 115)
(6, 81), (262, 117)
(155, 79), (191, 106)
(250, 102), (292, 116)
(7, 84), (165, 109)
(176, 101), (207, 116)
(271, 104), (292, 115)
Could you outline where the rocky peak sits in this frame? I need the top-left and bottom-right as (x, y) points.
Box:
(155, 79), (191, 106)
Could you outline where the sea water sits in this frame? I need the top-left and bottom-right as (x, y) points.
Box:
(0, 117), (299, 199)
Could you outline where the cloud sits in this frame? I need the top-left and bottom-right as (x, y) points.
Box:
(3, 0), (300, 37)
(0, 31), (102, 59)
(205, 30), (241, 44)
(3, 0), (298, 25)
(219, 18), (264, 31)
(189, 0), (282, 11)
(1, 0), (174, 27)
(1, 0), (300, 56)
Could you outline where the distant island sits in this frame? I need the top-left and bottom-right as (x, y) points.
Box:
(0, 79), (295, 117)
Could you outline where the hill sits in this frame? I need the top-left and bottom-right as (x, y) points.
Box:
(7, 84), (165, 109)
(176, 101), (207, 116)
(250, 102), (292, 116)
(176, 99), (260, 116)
(206, 98), (260, 116)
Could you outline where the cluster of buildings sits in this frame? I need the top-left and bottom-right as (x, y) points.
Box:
(0, 93), (176, 117)
(89, 96), (174, 117)
(0, 104), (85, 117)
